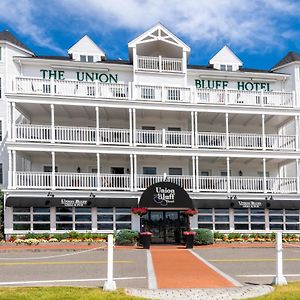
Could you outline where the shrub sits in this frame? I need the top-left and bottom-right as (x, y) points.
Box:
(213, 231), (225, 240)
(115, 229), (138, 245)
(194, 229), (214, 245)
(227, 232), (242, 240)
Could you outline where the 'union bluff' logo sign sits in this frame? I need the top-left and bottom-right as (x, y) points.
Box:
(153, 187), (176, 207)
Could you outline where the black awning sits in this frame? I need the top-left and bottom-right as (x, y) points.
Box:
(6, 197), (138, 208)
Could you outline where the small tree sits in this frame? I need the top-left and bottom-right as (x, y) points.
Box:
(0, 190), (3, 240)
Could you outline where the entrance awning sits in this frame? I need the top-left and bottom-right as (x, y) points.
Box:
(6, 197), (138, 208)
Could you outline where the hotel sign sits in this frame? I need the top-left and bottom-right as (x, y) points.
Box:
(60, 199), (89, 207)
(233, 200), (266, 209)
(40, 69), (118, 83)
(139, 181), (193, 208)
(195, 79), (271, 91)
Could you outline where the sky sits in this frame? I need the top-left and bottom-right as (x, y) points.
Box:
(1, 0), (300, 69)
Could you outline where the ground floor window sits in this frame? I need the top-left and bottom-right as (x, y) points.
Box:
(198, 208), (230, 230)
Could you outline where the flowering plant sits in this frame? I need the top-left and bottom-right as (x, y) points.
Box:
(182, 208), (198, 216)
(139, 231), (153, 236)
(183, 231), (196, 236)
(131, 207), (148, 216)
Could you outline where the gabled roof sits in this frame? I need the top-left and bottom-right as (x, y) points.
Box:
(128, 23), (190, 52)
(272, 51), (300, 69)
(68, 35), (105, 56)
(209, 45), (242, 66)
(0, 30), (33, 54)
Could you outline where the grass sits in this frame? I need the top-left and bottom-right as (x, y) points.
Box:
(248, 282), (300, 300)
(0, 287), (147, 300)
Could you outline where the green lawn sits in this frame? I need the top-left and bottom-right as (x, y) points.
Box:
(0, 287), (147, 300)
(248, 282), (300, 300)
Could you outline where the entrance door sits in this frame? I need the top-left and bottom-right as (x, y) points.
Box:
(143, 210), (187, 244)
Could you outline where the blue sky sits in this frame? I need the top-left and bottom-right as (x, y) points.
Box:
(1, 0), (300, 69)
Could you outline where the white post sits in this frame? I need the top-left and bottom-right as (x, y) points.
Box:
(191, 111), (195, 148)
(192, 156), (196, 192)
(162, 128), (166, 147)
(12, 150), (16, 189)
(130, 154), (133, 191)
(296, 116), (299, 151)
(51, 104), (55, 143)
(133, 109), (136, 146)
(262, 114), (266, 150)
(103, 234), (117, 291)
(272, 232), (287, 285)
(7, 101), (11, 141)
(134, 154), (137, 191)
(8, 150), (12, 189)
(194, 111), (198, 147)
(195, 156), (199, 192)
(263, 158), (267, 193)
(97, 153), (101, 191)
(12, 102), (16, 141)
(51, 151), (55, 190)
(96, 107), (99, 145)
(225, 113), (229, 149)
(129, 108), (133, 146)
(297, 158), (300, 194)
(227, 157), (230, 193)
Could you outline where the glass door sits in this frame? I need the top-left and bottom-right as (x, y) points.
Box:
(148, 211), (164, 243)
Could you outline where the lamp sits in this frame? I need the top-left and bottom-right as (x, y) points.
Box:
(89, 192), (95, 198)
(239, 170), (243, 176)
(77, 167), (81, 173)
(47, 192), (54, 197)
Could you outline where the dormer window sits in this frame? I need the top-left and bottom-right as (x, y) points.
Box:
(220, 64), (233, 71)
(80, 55), (94, 62)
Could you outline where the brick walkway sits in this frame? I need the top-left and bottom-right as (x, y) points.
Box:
(151, 248), (236, 288)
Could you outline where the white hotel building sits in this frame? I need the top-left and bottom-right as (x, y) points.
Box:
(1, 24), (300, 242)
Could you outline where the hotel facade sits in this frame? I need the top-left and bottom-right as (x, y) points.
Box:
(1, 24), (300, 242)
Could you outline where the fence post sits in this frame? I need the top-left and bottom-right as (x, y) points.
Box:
(103, 234), (116, 291)
(272, 232), (287, 285)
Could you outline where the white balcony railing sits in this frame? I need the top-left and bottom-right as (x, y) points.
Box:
(14, 124), (298, 151)
(137, 55), (182, 72)
(13, 77), (294, 108)
(14, 172), (298, 194)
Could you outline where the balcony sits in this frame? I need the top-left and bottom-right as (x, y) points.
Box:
(14, 124), (297, 151)
(14, 172), (297, 194)
(11, 77), (294, 108)
(137, 55), (183, 72)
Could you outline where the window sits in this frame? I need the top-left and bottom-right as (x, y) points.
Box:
(0, 163), (2, 185)
(220, 64), (226, 71)
(220, 64), (232, 71)
(43, 166), (58, 172)
(169, 168), (182, 175)
(80, 55), (94, 62)
(198, 208), (230, 230)
(143, 167), (157, 175)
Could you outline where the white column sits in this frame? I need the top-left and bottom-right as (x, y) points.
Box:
(195, 156), (199, 192)
(7, 101), (11, 141)
(225, 113), (229, 149)
(103, 234), (117, 291)
(50, 207), (56, 232)
(227, 157), (230, 193)
(296, 116), (299, 151)
(51, 151), (55, 190)
(97, 153), (101, 191)
(134, 154), (137, 191)
(91, 207), (97, 233)
(194, 111), (198, 147)
(130, 154), (133, 191)
(272, 232), (287, 285)
(192, 156), (196, 192)
(96, 107), (99, 145)
(262, 114), (266, 150)
(133, 109), (136, 146)
(191, 111), (195, 148)
(263, 158), (267, 193)
(11, 102), (16, 141)
(182, 51), (187, 86)
(12, 150), (16, 189)
(8, 150), (12, 189)
(51, 104), (55, 143)
(129, 108), (133, 146)
(297, 158), (300, 194)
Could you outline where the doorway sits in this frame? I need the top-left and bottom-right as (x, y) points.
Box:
(141, 210), (188, 244)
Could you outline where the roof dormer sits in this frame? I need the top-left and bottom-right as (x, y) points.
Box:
(68, 35), (105, 62)
(209, 45), (242, 71)
(128, 23), (190, 73)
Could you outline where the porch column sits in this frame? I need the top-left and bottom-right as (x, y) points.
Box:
(97, 153), (101, 191)
(129, 108), (133, 146)
(133, 109), (136, 146)
(12, 102), (16, 141)
(7, 101), (11, 141)
(12, 150), (16, 189)
(263, 158), (267, 193)
(195, 156), (199, 192)
(96, 107), (100, 145)
(297, 158), (300, 194)
(225, 113), (229, 149)
(192, 156), (196, 192)
(133, 154), (137, 191)
(51, 104), (55, 143)
(191, 111), (195, 147)
(226, 157), (230, 193)
(51, 151), (55, 190)
(8, 150), (12, 189)
(296, 116), (299, 151)
(262, 114), (266, 150)
(130, 154), (134, 191)
(194, 111), (198, 147)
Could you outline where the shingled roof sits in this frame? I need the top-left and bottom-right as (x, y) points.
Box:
(0, 30), (33, 53)
(273, 51), (300, 69)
